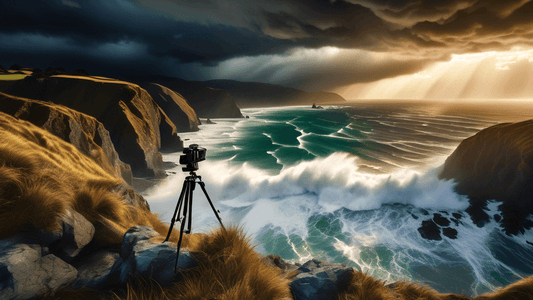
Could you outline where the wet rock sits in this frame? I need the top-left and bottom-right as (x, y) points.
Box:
(442, 227), (458, 239)
(411, 214), (419, 220)
(418, 220), (442, 241)
(433, 213), (451, 227)
(290, 259), (353, 300)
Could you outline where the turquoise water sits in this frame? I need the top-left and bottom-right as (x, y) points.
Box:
(146, 101), (533, 296)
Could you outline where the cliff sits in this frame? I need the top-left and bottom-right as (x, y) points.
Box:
(0, 75), (183, 177)
(138, 83), (201, 133)
(0, 92), (133, 185)
(202, 79), (346, 108)
(439, 119), (533, 235)
(130, 76), (243, 118)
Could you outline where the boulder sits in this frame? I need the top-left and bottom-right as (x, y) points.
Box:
(439, 119), (533, 235)
(54, 210), (95, 263)
(0, 92), (133, 184)
(139, 83), (201, 133)
(0, 236), (77, 300)
(72, 250), (120, 289)
(0, 75), (183, 177)
(289, 259), (353, 300)
(107, 226), (198, 287)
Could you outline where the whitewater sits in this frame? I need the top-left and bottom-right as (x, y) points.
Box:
(144, 101), (533, 296)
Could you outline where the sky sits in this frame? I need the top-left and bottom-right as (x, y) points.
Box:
(1, 0), (533, 99)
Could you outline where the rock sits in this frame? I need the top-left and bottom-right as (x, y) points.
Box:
(54, 210), (95, 263)
(0, 92), (133, 184)
(139, 83), (201, 133)
(201, 79), (346, 108)
(0, 75), (183, 177)
(418, 220), (442, 241)
(289, 259), (353, 300)
(442, 227), (458, 239)
(262, 255), (300, 278)
(72, 250), (120, 289)
(433, 213), (450, 227)
(0, 236), (78, 300)
(107, 226), (198, 287)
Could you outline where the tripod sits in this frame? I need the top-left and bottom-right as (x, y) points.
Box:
(163, 171), (225, 273)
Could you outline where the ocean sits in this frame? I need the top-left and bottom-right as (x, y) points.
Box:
(144, 100), (533, 296)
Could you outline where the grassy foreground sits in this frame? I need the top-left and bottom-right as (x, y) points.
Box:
(1, 110), (532, 299)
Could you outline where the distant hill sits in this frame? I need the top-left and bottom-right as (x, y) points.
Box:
(202, 79), (346, 108)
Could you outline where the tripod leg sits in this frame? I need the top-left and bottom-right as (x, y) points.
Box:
(164, 179), (188, 242)
(186, 181), (195, 233)
(198, 181), (225, 230)
(174, 192), (190, 273)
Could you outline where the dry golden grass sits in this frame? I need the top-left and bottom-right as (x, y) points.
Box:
(0, 112), (169, 244)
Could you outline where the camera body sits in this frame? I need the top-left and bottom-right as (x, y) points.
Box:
(180, 144), (206, 172)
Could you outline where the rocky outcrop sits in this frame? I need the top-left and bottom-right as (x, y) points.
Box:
(202, 79), (346, 108)
(0, 210), (93, 300)
(131, 76), (243, 118)
(263, 255), (355, 300)
(138, 83), (201, 133)
(106, 226), (197, 287)
(439, 119), (533, 235)
(0, 75), (183, 177)
(0, 92), (133, 184)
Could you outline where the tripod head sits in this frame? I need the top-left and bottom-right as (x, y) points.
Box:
(180, 144), (206, 172)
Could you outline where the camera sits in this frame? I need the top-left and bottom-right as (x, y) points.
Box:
(180, 144), (206, 172)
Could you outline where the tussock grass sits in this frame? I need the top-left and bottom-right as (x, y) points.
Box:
(0, 112), (166, 244)
(475, 276), (533, 300)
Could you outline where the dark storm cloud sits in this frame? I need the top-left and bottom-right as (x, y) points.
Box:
(0, 0), (294, 74)
(1, 0), (533, 90)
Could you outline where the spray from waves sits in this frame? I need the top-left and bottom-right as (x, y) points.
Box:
(144, 152), (530, 296)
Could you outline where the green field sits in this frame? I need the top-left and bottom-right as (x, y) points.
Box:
(0, 74), (28, 80)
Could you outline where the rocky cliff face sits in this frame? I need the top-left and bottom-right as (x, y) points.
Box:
(132, 76), (243, 118)
(0, 92), (133, 184)
(202, 80), (347, 108)
(0, 75), (183, 177)
(439, 119), (533, 235)
(138, 83), (201, 133)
